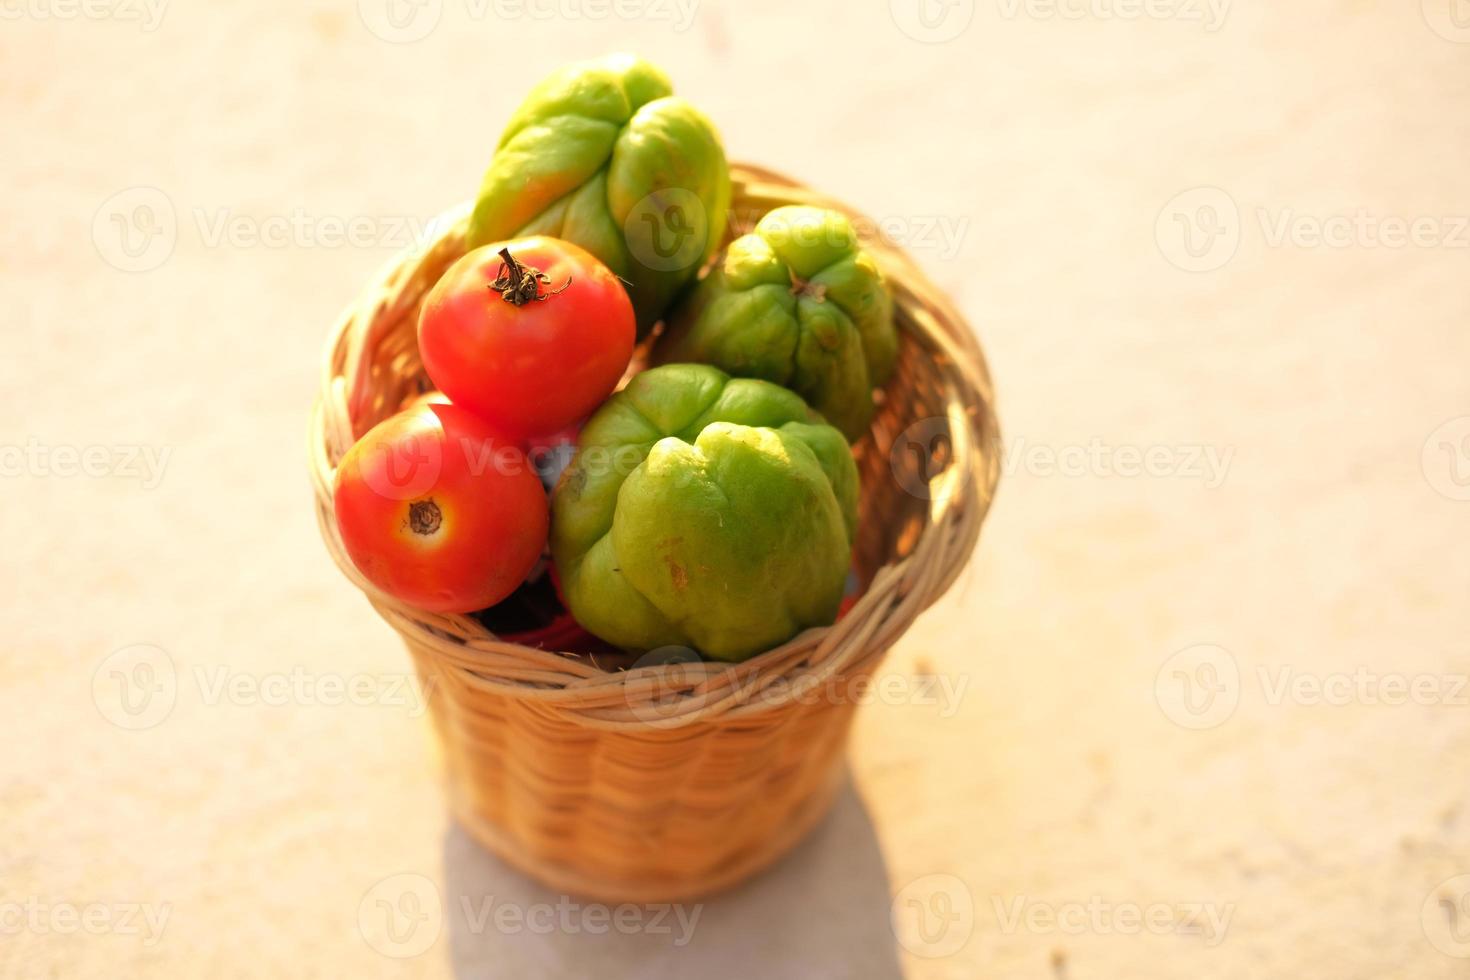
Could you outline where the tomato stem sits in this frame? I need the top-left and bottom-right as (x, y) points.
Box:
(408, 499), (442, 536)
(489, 247), (572, 306)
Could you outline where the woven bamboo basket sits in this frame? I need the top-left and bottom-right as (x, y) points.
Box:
(309, 163), (1001, 903)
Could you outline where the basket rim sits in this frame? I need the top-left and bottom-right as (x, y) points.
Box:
(309, 162), (1002, 728)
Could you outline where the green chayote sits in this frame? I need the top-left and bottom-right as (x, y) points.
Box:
(655, 205), (897, 442)
(551, 364), (858, 663)
(467, 54), (731, 337)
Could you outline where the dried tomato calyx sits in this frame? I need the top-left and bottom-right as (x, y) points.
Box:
(408, 499), (442, 535)
(489, 247), (572, 306)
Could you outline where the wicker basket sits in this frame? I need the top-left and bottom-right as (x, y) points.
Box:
(309, 164), (1001, 903)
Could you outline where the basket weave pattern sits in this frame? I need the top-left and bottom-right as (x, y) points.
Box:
(309, 164), (1001, 901)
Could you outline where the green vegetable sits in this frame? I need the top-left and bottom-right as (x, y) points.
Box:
(467, 54), (731, 337)
(655, 205), (897, 442)
(551, 364), (858, 662)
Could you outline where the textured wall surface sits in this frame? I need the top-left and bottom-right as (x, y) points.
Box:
(3, 1), (1469, 977)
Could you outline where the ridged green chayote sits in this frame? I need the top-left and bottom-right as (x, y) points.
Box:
(467, 54), (731, 337)
(655, 205), (897, 442)
(551, 364), (858, 663)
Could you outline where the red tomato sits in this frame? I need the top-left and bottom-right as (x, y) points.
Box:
(332, 402), (548, 613)
(417, 237), (635, 437)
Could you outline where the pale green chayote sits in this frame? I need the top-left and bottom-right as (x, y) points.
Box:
(467, 54), (731, 337)
(551, 364), (858, 663)
(656, 205), (897, 441)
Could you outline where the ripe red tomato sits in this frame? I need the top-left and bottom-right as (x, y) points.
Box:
(332, 402), (548, 613)
(418, 237), (635, 437)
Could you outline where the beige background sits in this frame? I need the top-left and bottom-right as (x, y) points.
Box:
(4, 0), (1470, 977)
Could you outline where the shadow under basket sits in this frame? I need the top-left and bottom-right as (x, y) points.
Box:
(309, 164), (1002, 903)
